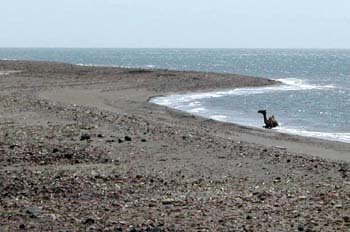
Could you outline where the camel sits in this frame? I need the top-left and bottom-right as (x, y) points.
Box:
(258, 110), (278, 129)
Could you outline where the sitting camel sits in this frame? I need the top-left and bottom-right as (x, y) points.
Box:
(258, 110), (278, 129)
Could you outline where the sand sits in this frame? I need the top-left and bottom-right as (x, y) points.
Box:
(1, 60), (350, 231)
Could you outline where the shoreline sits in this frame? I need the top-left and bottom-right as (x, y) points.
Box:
(149, 85), (350, 145)
(149, 102), (350, 161)
(1, 60), (350, 231)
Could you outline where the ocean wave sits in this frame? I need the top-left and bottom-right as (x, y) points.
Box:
(0, 58), (18, 61)
(151, 78), (336, 105)
(210, 115), (229, 121)
(277, 127), (350, 143)
(187, 101), (202, 107)
(188, 107), (206, 113)
(0, 71), (20, 75)
(76, 63), (96, 67)
(276, 78), (336, 91)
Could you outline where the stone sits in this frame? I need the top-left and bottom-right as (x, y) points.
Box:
(80, 133), (91, 141)
(9, 144), (18, 149)
(25, 207), (41, 218)
(64, 153), (73, 159)
(82, 218), (95, 225)
(124, 136), (132, 141)
(162, 198), (175, 205)
(146, 227), (162, 232)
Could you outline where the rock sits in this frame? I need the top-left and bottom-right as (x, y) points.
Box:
(114, 184), (121, 191)
(118, 139), (123, 143)
(257, 193), (267, 201)
(343, 216), (350, 222)
(149, 203), (157, 207)
(52, 148), (59, 153)
(141, 138), (147, 142)
(298, 225), (304, 231)
(64, 153), (73, 159)
(106, 139), (115, 143)
(82, 218), (95, 225)
(9, 144), (18, 149)
(162, 198), (175, 205)
(80, 133), (91, 141)
(25, 207), (41, 218)
(246, 215), (252, 220)
(19, 224), (26, 230)
(97, 134), (104, 138)
(146, 227), (162, 232)
(124, 136), (132, 142)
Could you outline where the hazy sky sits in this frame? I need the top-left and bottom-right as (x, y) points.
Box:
(1, 0), (350, 48)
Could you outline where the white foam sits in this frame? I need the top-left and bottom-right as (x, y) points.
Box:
(188, 107), (206, 113)
(76, 63), (95, 67)
(0, 71), (20, 75)
(188, 101), (202, 107)
(278, 127), (350, 143)
(210, 115), (229, 121)
(277, 78), (336, 91)
(150, 78), (337, 106)
(0, 58), (18, 61)
(150, 78), (348, 143)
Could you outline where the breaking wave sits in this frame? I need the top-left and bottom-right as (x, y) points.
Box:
(277, 127), (350, 143)
(151, 78), (336, 106)
(150, 78), (349, 143)
(276, 78), (336, 91)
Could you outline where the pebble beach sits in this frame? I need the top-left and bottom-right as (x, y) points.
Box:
(1, 60), (350, 231)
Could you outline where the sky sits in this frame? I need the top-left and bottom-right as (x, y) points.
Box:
(1, 0), (350, 48)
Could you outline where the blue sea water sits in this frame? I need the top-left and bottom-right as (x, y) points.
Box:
(0, 48), (349, 142)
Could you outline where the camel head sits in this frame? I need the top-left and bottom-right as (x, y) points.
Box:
(257, 109), (266, 115)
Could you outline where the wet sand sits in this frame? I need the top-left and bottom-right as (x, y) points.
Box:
(1, 60), (350, 231)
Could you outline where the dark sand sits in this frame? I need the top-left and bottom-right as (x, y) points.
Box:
(1, 60), (350, 231)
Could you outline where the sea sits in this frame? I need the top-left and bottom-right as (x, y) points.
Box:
(0, 48), (349, 143)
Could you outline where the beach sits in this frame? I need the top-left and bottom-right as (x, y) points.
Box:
(1, 60), (350, 231)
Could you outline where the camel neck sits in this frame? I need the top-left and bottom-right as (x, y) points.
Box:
(261, 113), (268, 124)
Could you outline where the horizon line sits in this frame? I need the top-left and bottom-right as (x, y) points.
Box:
(1, 47), (350, 50)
